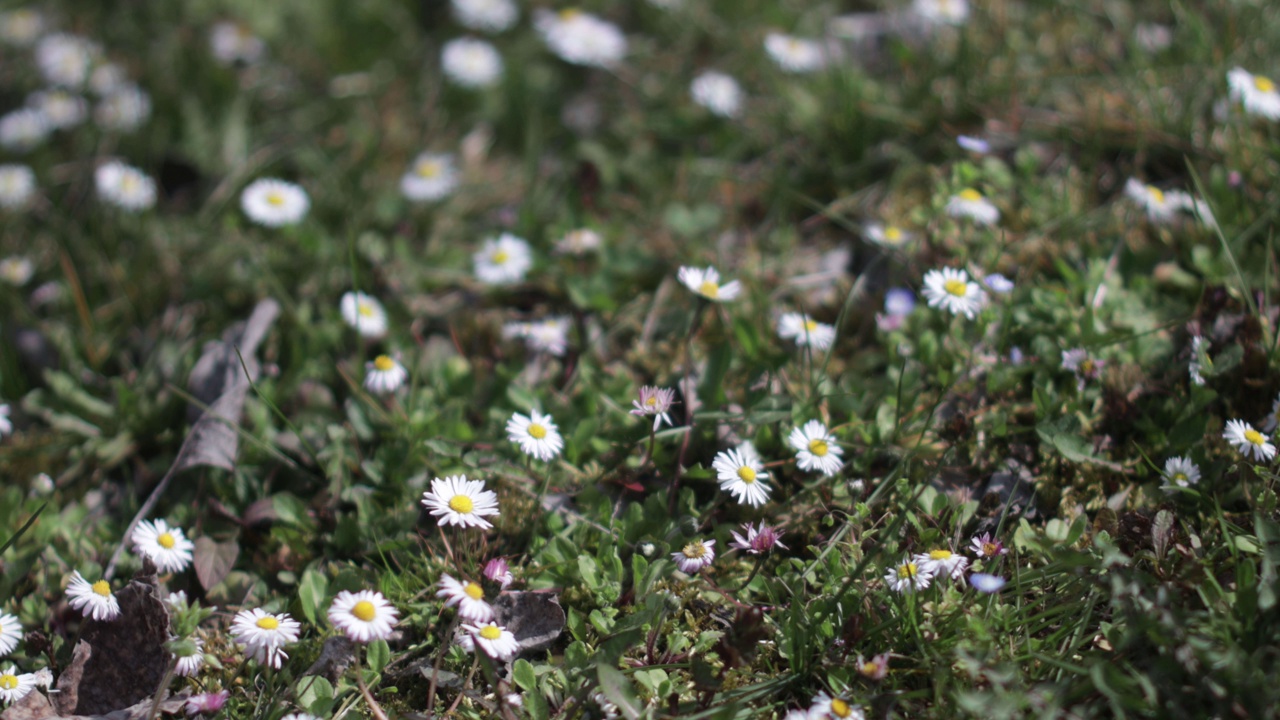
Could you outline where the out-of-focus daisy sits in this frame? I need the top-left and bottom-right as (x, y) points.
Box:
(437, 575), (495, 622)
(280, 714), (321, 720)
(1188, 335), (1207, 387)
(328, 589), (399, 644)
(630, 386), (676, 431)
(554, 228), (602, 255)
(1224, 419), (1276, 463)
(535, 9), (627, 69)
(914, 549), (969, 584)
(0, 612), (21, 657)
(67, 572), (121, 621)
(957, 134), (989, 153)
(95, 160), (156, 211)
(1061, 348), (1103, 391)
(0, 9), (44, 46)
(503, 317), (571, 356)
(884, 557), (933, 593)
(1134, 24), (1173, 53)
(459, 622), (519, 661)
(364, 355), (407, 395)
(230, 608), (301, 669)
(506, 410), (564, 461)
(691, 70), (743, 118)
(729, 522), (786, 555)
(1161, 456), (1200, 490)
(763, 32), (826, 73)
(164, 590), (188, 609)
(442, 37), (503, 88)
(400, 152), (458, 202)
(1228, 67), (1280, 121)
(0, 405), (10, 438)
(421, 475), (501, 529)
(865, 223), (913, 248)
(876, 288), (916, 331)
(132, 519), (194, 573)
(451, 0), (519, 33)
(677, 265), (740, 302)
(241, 178), (309, 227)
(173, 637), (205, 677)
(0, 665), (36, 706)
(970, 573), (1007, 593)
(945, 188), (999, 225)
(95, 84), (151, 132)
(340, 291), (389, 339)
(89, 63), (127, 96)
(0, 108), (50, 152)
(789, 420), (844, 476)
(809, 691), (865, 720)
(857, 652), (890, 680)
(1262, 392), (1280, 433)
(474, 233), (533, 285)
(712, 446), (771, 507)
(0, 166), (36, 210)
(672, 539), (715, 574)
(922, 267), (985, 320)
(183, 690), (229, 717)
(777, 312), (836, 351)
(35, 33), (97, 87)
(28, 89), (87, 130)
(483, 557), (514, 588)
(983, 273), (1014, 294)
(210, 21), (266, 65)
(969, 532), (1007, 558)
(913, 0), (970, 26)
(1123, 178), (1185, 223)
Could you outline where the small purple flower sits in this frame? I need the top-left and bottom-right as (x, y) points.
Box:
(184, 691), (229, 717)
(630, 386), (676, 431)
(969, 532), (1008, 558)
(483, 557), (513, 589)
(983, 273), (1014, 294)
(876, 288), (916, 331)
(970, 573), (1007, 593)
(729, 522), (787, 555)
(957, 135), (991, 154)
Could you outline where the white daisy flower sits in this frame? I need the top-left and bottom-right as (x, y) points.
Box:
(913, 549), (969, 584)
(0, 405), (10, 438)
(364, 355), (407, 395)
(809, 692), (865, 720)
(0, 612), (21, 657)
(1224, 419), (1276, 463)
(1123, 178), (1185, 223)
(884, 557), (933, 593)
(89, 63), (127, 96)
(690, 70), (743, 118)
(94, 84), (151, 132)
(474, 233), (533, 285)
(210, 21), (266, 66)
(554, 228), (602, 255)
(630, 386), (676, 432)
(506, 410), (564, 461)
(712, 446), (771, 507)
(535, 9), (627, 69)
(671, 539), (715, 574)
(763, 32), (826, 73)
(421, 475), (501, 529)
(983, 273), (1014, 294)
(0, 166), (36, 209)
(970, 573), (1007, 593)
(957, 135), (990, 153)
(0, 665), (36, 706)
(280, 714), (321, 720)
(921, 267), (985, 319)
(173, 637), (205, 677)
(28, 89), (87, 130)
(1262, 392), (1280, 433)
(1228, 67), (1280, 121)
(912, 0), (970, 26)
(1061, 348), (1104, 391)
(66, 572), (121, 621)
(328, 589), (399, 644)
(969, 532), (1007, 558)
(451, 0), (519, 33)
(340, 291), (389, 339)
(35, 33), (98, 87)
(1161, 456), (1201, 490)
(95, 160), (156, 211)
(240, 178), (309, 227)
(677, 266), (741, 302)
(1133, 24), (1173, 53)
(0, 9), (45, 47)
(230, 608), (301, 668)
(131, 519), (195, 573)
(865, 223), (913, 248)
(504, 317), (571, 356)
(789, 420), (844, 476)
(1188, 335), (1207, 387)
(458, 622), (519, 661)
(400, 152), (459, 202)
(777, 312), (836, 351)
(945, 188), (1000, 225)
(436, 575), (495, 622)
(0, 108), (51, 153)
(442, 37), (503, 88)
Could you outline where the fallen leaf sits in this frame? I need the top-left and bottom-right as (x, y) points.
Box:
(193, 537), (239, 591)
(493, 591), (565, 655)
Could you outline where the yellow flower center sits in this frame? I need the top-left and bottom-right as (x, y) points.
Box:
(374, 355), (395, 371)
(256, 616), (279, 630)
(357, 302), (375, 317)
(943, 279), (968, 297)
(1245, 429), (1266, 446)
(416, 161), (439, 178)
(982, 542), (999, 556)
(92, 580), (111, 597)
(1255, 75), (1276, 93)
(645, 396), (658, 407)
(897, 562), (918, 579)
(808, 439), (829, 457)
(121, 174), (139, 192)
(929, 550), (953, 561)
(861, 661), (878, 675)
(490, 250), (509, 265)
(884, 226), (903, 242)
(463, 582), (484, 600)
(803, 319), (818, 332)
(958, 188), (983, 202)
(1079, 359), (1096, 375)
(830, 698), (852, 717)
(736, 466), (757, 484)
(1173, 473), (1187, 482)
(158, 532), (176, 549)
(0, 674), (17, 690)
(698, 280), (719, 298)
(528, 423), (547, 439)
(449, 495), (475, 514)
(1146, 186), (1165, 204)
(353, 601), (377, 622)
(682, 542), (706, 559)
(559, 8), (581, 20)
(266, 192), (285, 207)
(479, 625), (502, 640)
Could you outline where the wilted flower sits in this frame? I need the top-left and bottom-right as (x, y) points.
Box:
(483, 557), (513, 588)
(729, 522), (786, 555)
(631, 386), (676, 431)
(969, 532), (1007, 558)
(183, 690), (229, 716)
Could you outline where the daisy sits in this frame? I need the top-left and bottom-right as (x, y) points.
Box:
(422, 475), (501, 529)
(690, 71), (744, 118)
(210, 21), (266, 65)
(35, 33), (98, 87)
(535, 9), (627, 69)
(777, 312), (836, 351)
(865, 223), (913, 248)
(729, 522), (786, 555)
(945, 188), (1000, 225)
(1224, 419), (1276, 463)
(677, 266), (741, 302)
(474, 233), (533, 285)
(712, 446), (772, 507)
(183, 690), (229, 716)
(437, 575), (495, 622)
(969, 573), (1007, 593)
(0, 108), (50, 153)
(503, 317), (571, 356)
(1188, 335), (1207, 386)
(957, 135), (989, 153)
(884, 557), (933, 593)
(1061, 348), (1104, 391)
(0, 612), (21, 657)
(554, 228), (602, 255)
(66, 572), (121, 621)
(0, 166), (35, 209)
(1161, 456), (1201, 489)
(672, 539), (715, 574)
(173, 637), (205, 677)
(983, 273), (1014, 294)
(94, 84), (151, 132)
(630, 386), (676, 431)
(459, 622), (519, 661)
(95, 160), (156, 211)
(240, 178), (309, 227)
(857, 652), (890, 680)
(442, 37), (503, 88)
(0, 665), (36, 706)
(763, 32), (826, 73)
(281, 714), (321, 720)
(913, 0), (970, 26)
(876, 288), (916, 331)
(89, 63), (127, 96)
(1228, 67), (1280, 121)
(328, 589), (399, 644)
(1262, 391), (1280, 433)
(230, 608), (301, 668)
(1123, 178), (1185, 223)
(506, 410), (564, 461)
(28, 89), (87, 130)
(0, 405), (10, 437)
(452, 0), (519, 33)
(0, 9), (44, 47)
(340, 291), (389, 339)
(1134, 24), (1173, 53)
(483, 557), (514, 588)
(364, 355), (407, 395)
(789, 420), (844, 476)
(809, 692), (865, 720)
(131, 519), (195, 573)
(969, 532), (1007, 558)
(914, 549), (969, 584)
(921, 267), (985, 319)
(400, 152), (459, 202)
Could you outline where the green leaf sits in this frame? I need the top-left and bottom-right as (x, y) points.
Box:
(596, 664), (643, 720)
(296, 676), (335, 717)
(193, 536), (240, 591)
(512, 659), (536, 692)
(297, 567), (329, 625)
(366, 639), (391, 674)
